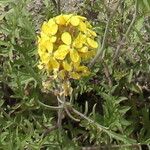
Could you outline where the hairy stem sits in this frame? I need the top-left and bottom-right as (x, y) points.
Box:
(70, 106), (135, 143)
(38, 100), (63, 110)
(57, 95), (64, 129)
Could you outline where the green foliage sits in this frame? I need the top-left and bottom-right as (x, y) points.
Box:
(0, 0), (150, 149)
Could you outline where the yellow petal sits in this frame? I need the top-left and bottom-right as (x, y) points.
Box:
(47, 18), (55, 26)
(77, 66), (90, 76)
(58, 70), (66, 79)
(63, 61), (72, 71)
(73, 33), (86, 48)
(73, 60), (81, 69)
(50, 36), (57, 43)
(54, 45), (69, 60)
(85, 21), (92, 28)
(61, 32), (72, 45)
(77, 66), (88, 71)
(79, 21), (87, 32)
(77, 15), (87, 21)
(80, 50), (96, 60)
(45, 41), (53, 53)
(55, 15), (66, 25)
(73, 41), (83, 49)
(78, 46), (88, 53)
(58, 44), (70, 50)
(87, 29), (97, 37)
(50, 58), (60, 70)
(63, 14), (73, 23)
(70, 72), (80, 79)
(41, 21), (58, 36)
(50, 23), (58, 35)
(38, 47), (46, 57)
(40, 35), (53, 53)
(70, 16), (80, 26)
(73, 41), (83, 48)
(70, 49), (80, 63)
(46, 19), (58, 35)
(46, 61), (53, 71)
(41, 22), (51, 35)
(40, 32), (50, 44)
(41, 53), (50, 64)
(87, 38), (98, 48)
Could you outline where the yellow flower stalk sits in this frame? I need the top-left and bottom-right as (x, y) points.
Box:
(37, 14), (98, 80)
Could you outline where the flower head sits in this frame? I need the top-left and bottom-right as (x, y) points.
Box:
(37, 14), (98, 80)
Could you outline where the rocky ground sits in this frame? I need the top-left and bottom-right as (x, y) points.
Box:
(27, 0), (83, 32)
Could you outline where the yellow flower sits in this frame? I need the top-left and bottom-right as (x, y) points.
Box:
(77, 66), (90, 76)
(61, 32), (72, 45)
(39, 33), (56, 53)
(76, 15), (87, 21)
(87, 29), (97, 37)
(70, 49), (80, 63)
(40, 53), (50, 64)
(44, 57), (60, 72)
(38, 14), (98, 80)
(70, 72), (80, 79)
(54, 45), (69, 60)
(41, 22), (51, 35)
(73, 33), (86, 49)
(63, 14), (73, 23)
(50, 57), (60, 70)
(47, 19), (58, 35)
(79, 21), (87, 32)
(87, 38), (98, 48)
(55, 15), (66, 25)
(63, 61), (72, 71)
(42, 20), (58, 36)
(80, 50), (96, 61)
(70, 16), (80, 26)
(78, 46), (88, 53)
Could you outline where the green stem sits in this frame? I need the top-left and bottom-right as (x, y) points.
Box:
(70, 106), (136, 144)
(38, 100), (63, 110)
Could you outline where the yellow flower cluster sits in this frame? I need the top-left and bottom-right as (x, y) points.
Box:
(38, 14), (98, 80)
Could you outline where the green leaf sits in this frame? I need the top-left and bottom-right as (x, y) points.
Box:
(119, 106), (131, 116)
(115, 97), (128, 105)
(128, 83), (142, 93)
(128, 69), (133, 83)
